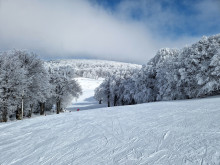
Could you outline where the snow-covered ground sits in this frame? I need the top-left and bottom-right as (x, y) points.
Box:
(0, 78), (220, 165)
(66, 77), (106, 111)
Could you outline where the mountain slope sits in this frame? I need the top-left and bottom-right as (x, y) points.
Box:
(66, 77), (106, 111)
(0, 95), (220, 164)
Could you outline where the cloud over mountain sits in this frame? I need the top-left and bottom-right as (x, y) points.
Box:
(0, 0), (219, 64)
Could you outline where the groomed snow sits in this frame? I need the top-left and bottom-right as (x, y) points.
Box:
(0, 79), (220, 164)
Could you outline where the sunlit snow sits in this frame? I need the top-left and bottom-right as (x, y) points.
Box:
(0, 78), (220, 165)
(66, 78), (106, 111)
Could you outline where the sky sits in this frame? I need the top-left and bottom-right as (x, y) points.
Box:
(0, 0), (220, 64)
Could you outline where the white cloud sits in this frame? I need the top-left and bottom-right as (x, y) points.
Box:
(0, 0), (210, 64)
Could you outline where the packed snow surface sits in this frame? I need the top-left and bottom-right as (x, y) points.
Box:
(0, 79), (220, 165)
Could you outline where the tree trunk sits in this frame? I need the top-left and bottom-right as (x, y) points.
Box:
(27, 104), (33, 118)
(114, 95), (117, 106)
(43, 103), (45, 115)
(1, 90), (8, 122)
(16, 106), (22, 120)
(40, 102), (45, 115)
(56, 100), (61, 114)
(107, 95), (110, 107)
(1, 106), (8, 122)
(99, 100), (102, 104)
(131, 99), (136, 105)
(121, 99), (125, 106)
(56, 101), (59, 114)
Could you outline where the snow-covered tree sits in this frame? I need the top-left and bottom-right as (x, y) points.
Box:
(0, 52), (27, 122)
(95, 68), (139, 106)
(95, 76), (111, 107)
(0, 50), (82, 122)
(14, 50), (51, 117)
(49, 68), (82, 114)
(95, 34), (220, 107)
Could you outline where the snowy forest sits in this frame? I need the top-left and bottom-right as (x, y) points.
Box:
(95, 34), (220, 106)
(0, 50), (82, 122)
(46, 59), (141, 79)
(1, 34), (220, 122)
(0, 52), (140, 122)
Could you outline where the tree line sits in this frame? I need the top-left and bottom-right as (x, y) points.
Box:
(95, 34), (220, 106)
(47, 59), (141, 79)
(0, 50), (82, 122)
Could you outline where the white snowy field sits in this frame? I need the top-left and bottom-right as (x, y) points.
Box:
(0, 79), (220, 164)
(66, 77), (106, 111)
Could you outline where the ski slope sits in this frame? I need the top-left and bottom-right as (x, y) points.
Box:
(0, 79), (220, 165)
(66, 77), (106, 111)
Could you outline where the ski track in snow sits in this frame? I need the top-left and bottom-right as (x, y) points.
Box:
(0, 78), (220, 165)
(66, 77), (106, 111)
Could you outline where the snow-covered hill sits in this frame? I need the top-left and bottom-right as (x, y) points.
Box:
(47, 59), (141, 68)
(66, 77), (106, 111)
(46, 59), (141, 79)
(1, 94), (220, 164)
